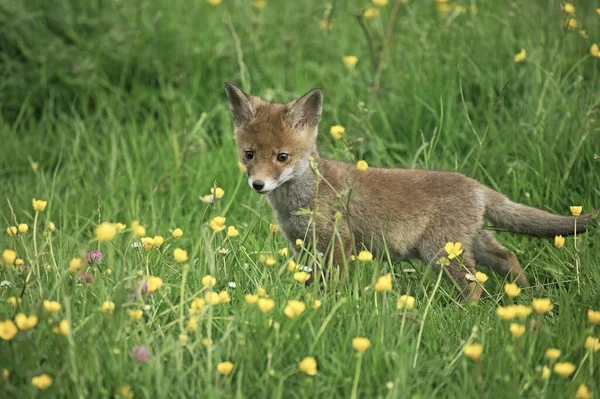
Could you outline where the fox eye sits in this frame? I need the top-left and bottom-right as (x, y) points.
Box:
(276, 153), (289, 162)
(245, 151), (254, 160)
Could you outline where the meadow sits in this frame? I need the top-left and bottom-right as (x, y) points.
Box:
(1, 0), (600, 397)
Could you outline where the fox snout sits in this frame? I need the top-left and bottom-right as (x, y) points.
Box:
(247, 175), (278, 194)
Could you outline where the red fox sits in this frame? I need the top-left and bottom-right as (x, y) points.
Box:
(224, 82), (595, 299)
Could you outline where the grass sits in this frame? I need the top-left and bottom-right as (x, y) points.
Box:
(1, 0), (600, 397)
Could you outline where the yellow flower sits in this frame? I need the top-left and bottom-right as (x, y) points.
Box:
(96, 222), (117, 241)
(187, 316), (199, 332)
(101, 301), (115, 314)
(567, 18), (578, 30)
(15, 258), (23, 266)
(584, 336), (600, 352)
(575, 384), (591, 399)
(553, 362), (576, 378)
(298, 356), (318, 376)
(43, 300), (61, 313)
(356, 160), (369, 172)
(207, 0), (221, 5)
(17, 223), (28, 233)
(147, 276), (163, 292)
(209, 216), (226, 232)
(245, 294), (259, 305)
(253, 0), (266, 10)
(320, 20), (332, 31)
(69, 257), (83, 273)
(563, 3), (575, 14)
(115, 223), (126, 232)
(8, 296), (21, 308)
(588, 309), (600, 324)
(141, 237), (154, 251)
(153, 236), (164, 247)
(546, 348), (561, 361)
(294, 271), (311, 283)
(202, 338), (213, 347)
(47, 222), (56, 231)
(363, 7), (379, 19)
(133, 225), (146, 237)
(218, 291), (231, 303)
(554, 235), (565, 248)
(2, 369), (8, 380)
(372, 0), (388, 6)
(342, 55), (358, 69)
(357, 250), (373, 262)
(129, 309), (144, 321)
(2, 249), (17, 265)
(227, 226), (239, 237)
(513, 49), (527, 63)
(190, 298), (206, 313)
(444, 242), (463, 259)
(570, 206), (582, 216)
(257, 287), (267, 297)
(496, 306), (517, 321)
(475, 272), (488, 284)
(504, 283), (521, 297)
(330, 125), (345, 139)
(509, 323), (526, 338)
(352, 337), (371, 353)
(269, 223), (279, 233)
(204, 291), (221, 305)
(217, 361), (234, 376)
(463, 343), (483, 361)
(31, 374), (53, 390)
(118, 384), (134, 399)
(54, 320), (71, 336)
(278, 248), (289, 257)
(15, 313), (38, 330)
(258, 298), (276, 313)
(514, 305), (532, 319)
(0, 320), (18, 340)
(590, 44), (600, 58)
(202, 274), (216, 288)
(172, 228), (183, 238)
(265, 256), (276, 266)
(295, 238), (304, 247)
(312, 299), (322, 310)
(541, 366), (551, 380)
(284, 300), (306, 319)
(397, 295), (415, 310)
(211, 187), (225, 199)
(6, 226), (17, 237)
(374, 274), (392, 292)
(32, 199), (47, 212)
(532, 298), (553, 314)
(173, 248), (188, 263)
(579, 30), (587, 39)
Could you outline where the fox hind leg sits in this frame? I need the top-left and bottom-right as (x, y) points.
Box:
(473, 231), (529, 287)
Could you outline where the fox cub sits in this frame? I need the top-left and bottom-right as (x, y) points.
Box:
(224, 82), (595, 299)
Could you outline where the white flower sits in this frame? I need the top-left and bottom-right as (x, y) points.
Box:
(228, 281), (236, 288)
(300, 265), (313, 273)
(218, 247), (230, 255)
(465, 273), (476, 282)
(0, 280), (11, 288)
(132, 241), (142, 248)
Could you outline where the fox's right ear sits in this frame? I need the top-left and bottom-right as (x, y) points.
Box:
(224, 82), (254, 126)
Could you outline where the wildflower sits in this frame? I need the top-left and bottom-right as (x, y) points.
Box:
(397, 295), (415, 310)
(541, 366), (551, 380)
(509, 323), (526, 338)
(77, 272), (93, 284)
(129, 309), (144, 321)
(173, 248), (188, 263)
(553, 362), (576, 378)
(436, 256), (450, 267)
(86, 250), (103, 263)
(278, 248), (289, 257)
(217, 361), (234, 376)
(0, 280), (10, 288)
(2, 369), (8, 380)
(253, 0), (266, 9)
(202, 274), (217, 288)
(152, 236), (164, 247)
(330, 125), (345, 140)
(101, 301), (116, 314)
(546, 348), (561, 361)
(597, 8), (600, 16)
(69, 257), (83, 273)
(257, 287), (268, 297)
(187, 316), (199, 332)
(265, 256), (276, 266)
(8, 296), (21, 308)
(31, 374), (53, 390)
(513, 49), (527, 63)
(284, 300), (306, 319)
(96, 222), (117, 241)
(209, 216), (226, 232)
(258, 298), (275, 313)
(218, 291), (231, 303)
(374, 274), (392, 292)
(532, 298), (553, 314)
(356, 160), (369, 172)
(54, 320), (71, 336)
(133, 224), (146, 237)
(570, 206), (582, 216)
(357, 250), (373, 262)
(6, 226), (17, 237)
(352, 337), (371, 353)
(475, 272), (488, 284)
(514, 305), (533, 319)
(117, 384), (134, 399)
(172, 228), (183, 238)
(463, 343), (483, 361)
(312, 299), (322, 310)
(295, 239), (304, 247)
(130, 345), (149, 364)
(211, 187), (225, 199)
(228, 281), (236, 288)
(18, 223), (28, 233)
(190, 298), (206, 313)
(566, 18), (578, 30)
(32, 199), (47, 212)
(2, 249), (17, 265)
(207, 0), (222, 5)
(287, 259), (298, 272)
(591, 44), (600, 58)
(298, 356), (318, 376)
(269, 223), (279, 233)
(202, 338), (213, 347)
(444, 242), (463, 259)
(204, 292), (220, 305)
(504, 283), (521, 297)
(147, 276), (163, 292)
(115, 223), (126, 232)
(563, 3), (575, 14)
(554, 235), (565, 248)
(294, 271), (311, 283)
(363, 7), (379, 19)
(15, 313), (38, 330)
(245, 294), (259, 305)
(218, 247), (230, 256)
(320, 20), (331, 31)
(342, 55), (358, 69)
(43, 300), (61, 313)
(372, 0), (388, 6)
(227, 226), (239, 237)
(575, 384), (591, 399)
(588, 309), (600, 324)
(584, 336), (600, 352)
(497, 306), (517, 321)
(47, 221), (56, 231)
(15, 258), (23, 266)
(0, 320), (18, 340)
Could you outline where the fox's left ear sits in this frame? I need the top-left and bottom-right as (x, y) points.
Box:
(224, 81), (254, 126)
(286, 88), (323, 130)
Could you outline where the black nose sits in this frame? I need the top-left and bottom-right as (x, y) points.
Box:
(252, 181), (265, 191)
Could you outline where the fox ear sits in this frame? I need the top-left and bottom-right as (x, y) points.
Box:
(224, 82), (254, 126)
(286, 88), (323, 130)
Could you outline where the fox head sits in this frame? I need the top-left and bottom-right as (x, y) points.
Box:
(224, 82), (322, 194)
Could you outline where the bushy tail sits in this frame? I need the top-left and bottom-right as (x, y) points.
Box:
(483, 188), (596, 237)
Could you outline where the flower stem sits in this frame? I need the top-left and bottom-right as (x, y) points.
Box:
(574, 217), (580, 294)
(350, 354), (363, 399)
(413, 267), (444, 368)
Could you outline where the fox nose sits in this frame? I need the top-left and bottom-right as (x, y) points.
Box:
(252, 181), (265, 191)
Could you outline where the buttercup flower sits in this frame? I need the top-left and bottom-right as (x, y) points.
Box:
(129, 309), (144, 321)
(209, 216), (226, 232)
(217, 361), (234, 376)
(130, 345), (149, 364)
(258, 298), (275, 313)
(15, 258), (24, 266)
(211, 187), (225, 199)
(463, 343), (483, 361)
(509, 323), (526, 338)
(43, 300), (61, 313)
(504, 283), (521, 297)
(546, 348), (561, 361)
(117, 384), (134, 399)
(54, 320), (71, 336)
(444, 242), (463, 259)
(31, 374), (53, 390)
(584, 336), (600, 352)
(372, 0), (388, 6)
(32, 199), (47, 212)
(541, 366), (551, 380)
(475, 272), (488, 284)
(8, 296), (21, 308)
(190, 298), (206, 313)
(575, 384), (591, 399)
(218, 291), (231, 303)
(69, 257), (83, 273)
(397, 295), (415, 310)
(287, 259), (298, 272)
(357, 250), (373, 262)
(342, 56), (358, 69)
(278, 248), (288, 257)
(15, 313), (38, 330)
(245, 294), (259, 305)
(375, 274), (392, 292)
(269, 224), (279, 233)
(147, 276), (163, 292)
(566, 19), (578, 30)
(18, 223), (28, 233)
(187, 316), (199, 331)
(0, 320), (18, 340)
(590, 44), (600, 58)
(299, 357), (318, 376)
(202, 274), (216, 288)
(115, 223), (126, 232)
(553, 362), (575, 378)
(96, 222), (117, 241)
(356, 160), (369, 172)
(253, 0), (266, 10)
(570, 206), (582, 216)
(172, 228), (183, 238)
(554, 235), (565, 248)
(352, 337), (371, 353)
(207, 0), (221, 5)
(330, 125), (345, 139)
(227, 226), (239, 237)
(2, 249), (17, 265)
(101, 301), (116, 315)
(497, 306), (517, 321)
(513, 49), (526, 63)
(563, 3), (575, 14)
(312, 299), (322, 309)
(204, 291), (221, 305)
(532, 298), (553, 314)
(295, 239), (304, 247)
(257, 287), (268, 297)
(514, 305), (532, 319)
(173, 248), (188, 263)
(588, 309), (600, 324)
(6, 226), (17, 237)
(363, 7), (379, 19)
(284, 300), (306, 319)
(294, 271), (311, 283)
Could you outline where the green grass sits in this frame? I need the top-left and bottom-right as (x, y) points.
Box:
(1, 0), (600, 397)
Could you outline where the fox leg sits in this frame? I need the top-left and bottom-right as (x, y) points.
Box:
(473, 231), (529, 287)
